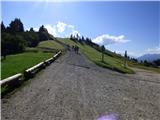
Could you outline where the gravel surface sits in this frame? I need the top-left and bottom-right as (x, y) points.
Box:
(1, 51), (160, 120)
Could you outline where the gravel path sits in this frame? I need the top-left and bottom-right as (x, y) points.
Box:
(1, 51), (160, 120)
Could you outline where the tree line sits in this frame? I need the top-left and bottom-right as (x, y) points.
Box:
(140, 59), (160, 67)
(1, 18), (54, 58)
(70, 33), (116, 62)
(70, 34), (104, 52)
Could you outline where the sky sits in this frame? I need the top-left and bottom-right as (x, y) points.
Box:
(1, 0), (160, 57)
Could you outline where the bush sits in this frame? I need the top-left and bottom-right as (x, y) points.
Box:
(22, 32), (39, 47)
(1, 18), (55, 57)
(1, 33), (26, 55)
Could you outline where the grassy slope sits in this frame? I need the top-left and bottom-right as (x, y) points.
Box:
(1, 40), (64, 79)
(128, 61), (160, 73)
(38, 40), (64, 50)
(58, 38), (160, 73)
(1, 52), (53, 79)
(57, 38), (134, 74)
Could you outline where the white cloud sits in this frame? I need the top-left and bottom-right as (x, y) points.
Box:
(92, 34), (130, 45)
(44, 24), (57, 36)
(146, 47), (160, 54)
(56, 21), (67, 33)
(33, 21), (80, 37)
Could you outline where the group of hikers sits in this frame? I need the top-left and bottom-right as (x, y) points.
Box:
(66, 45), (79, 54)
(72, 45), (79, 54)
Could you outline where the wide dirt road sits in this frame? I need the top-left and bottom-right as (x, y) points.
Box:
(2, 51), (160, 120)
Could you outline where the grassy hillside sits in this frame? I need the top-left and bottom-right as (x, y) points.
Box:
(128, 61), (160, 73)
(38, 40), (64, 50)
(1, 40), (64, 79)
(57, 38), (134, 74)
(58, 38), (160, 73)
(1, 52), (53, 79)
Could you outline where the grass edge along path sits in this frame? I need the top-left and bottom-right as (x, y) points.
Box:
(57, 38), (134, 74)
(1, 52), (53, 80)
(1, 40), (65, 80)
(59, 38), (160, 74)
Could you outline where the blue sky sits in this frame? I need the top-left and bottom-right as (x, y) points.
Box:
(1, 1), (160, 57)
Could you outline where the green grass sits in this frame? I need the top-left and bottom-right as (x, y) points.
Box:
(1, 40), (64, 80)
(58, 38), (78, 46)
(25, 47), (39, 53)
(1, 52), (53, 79)
(38, 40), (64, 50)
(128, 61), (160, 73)
(1, 40), (64, 96)
(57, 38), (134, 74)
(58, 38), (160, 74)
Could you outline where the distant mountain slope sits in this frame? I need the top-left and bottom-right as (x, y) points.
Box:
(138, 54), (160, 62)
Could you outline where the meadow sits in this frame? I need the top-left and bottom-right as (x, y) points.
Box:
(1, 40), (64, 79)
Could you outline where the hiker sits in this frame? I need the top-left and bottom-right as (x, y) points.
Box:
(74, 45), (79, 54)
(67, 45), (70, 51)
(76, 46), (79, 54)
(72, 45), (74, 51)
(74, 45), (76, 53)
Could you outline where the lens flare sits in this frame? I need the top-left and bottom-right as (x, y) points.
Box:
(97, 113), (118, 120)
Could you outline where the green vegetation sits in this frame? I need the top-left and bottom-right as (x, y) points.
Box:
(81, 45), (134, 74)
(1, 18), (54, 58)
(1, 18), (64, 79)
(1, 18), (159, 80)
(1, 52), (53, 79)
(57, 38), (134, 74)
(25, 47), (39, 53)
(59, 38), (160, 73)
(128, 61), (160, 73)
(38, 40), (64, 50)
(1, 40), (63, 97)
(1, 39), (64, 79)
(58, 38), (77, 46)
(1, 33), (27, 55)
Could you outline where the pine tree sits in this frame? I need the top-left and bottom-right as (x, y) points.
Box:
(101, 45), (105, 62)
(1, 21), (6, 32)
(38, 25), (50, 41)
(30, 27), (34, 32)
(124, 50), (128, 67)
(9, 18), (24, 32)
(82, 36), (84, 41)
(70, 34), (73, 40)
